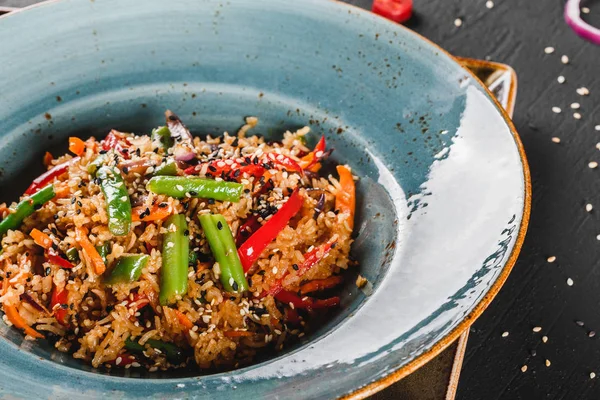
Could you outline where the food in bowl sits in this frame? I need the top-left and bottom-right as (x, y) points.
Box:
(0, 111), (356, 371)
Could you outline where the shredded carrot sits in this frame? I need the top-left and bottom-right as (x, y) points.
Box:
(68, 137), (86, 156)
(308, 162), (322, 173)
(30, 228), (53, 250)
(3, 304), (44, 339)
(223, 330), (254, 338)
(75, 226), (106, 275)
(173, 309), (193, 330)
(299, 275), (343, 295)
(335, 165), (356, 229)
(43, 151), (54, 167)
(132, 204), (172, 222)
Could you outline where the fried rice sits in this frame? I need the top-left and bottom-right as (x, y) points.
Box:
(0, 111), (356, 372)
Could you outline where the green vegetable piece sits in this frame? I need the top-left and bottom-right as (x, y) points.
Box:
(87, 155), (107, 177)
(188, 250), (198, 266)
(198, 214), (248, 293)
(125, 337), (185, 365)
(105, 255), (149, 285)
(147, 176), (243, 202)
(151, 126), (173, 149)
(153, 159), (178, 176)
(0, 185), (55, 238)
(95, 242), (111, 265)
(96, 166), (132, 236)
(65, 247), (80, 263)
(159, 214), (189, 305)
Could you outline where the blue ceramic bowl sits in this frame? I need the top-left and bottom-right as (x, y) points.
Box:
(0, 0), (530, 398)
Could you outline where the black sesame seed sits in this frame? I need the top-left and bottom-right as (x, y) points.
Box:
(122, 167), (129, 174)
(71, 197), (77, 204)
(168, 115), (178, 121)
(331, 243), (337, 249)
(233, 169), (241, 178)
(184, 230), (190, 236)
(189, 190), (198, 196)
(99, 150), (108, 155)
(217, 221), (223, 230)
(208, 165), (217, 172)
(232, 281), (239, 291)
(135, 148), (141, 157)
(45, 267), (51, 276)
(253, 157), (259, 165)
(77, 200), (83, 207)
(244, 189), (251, 194)
(158, 202), (169, 208)
(292, 264), (299, 271)
(54, 214), (59, 220)
(208, 199), (215, 205)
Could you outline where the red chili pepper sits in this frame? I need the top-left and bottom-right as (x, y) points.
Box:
(275, 290), (340, 310)
(51, 288), (69, 326)
(183, 165), (198, 175)
(236, 215), (262, 247)
(24, 157), (80, 195)
(102, 130), (131, 158)
(266, 238), (337, 297)
(125, 292), (150, 311)
(299, 136), (327, 171)
(238, 189), (304, 272)
(372, 0), (413, 24)
(284, 307), (301, 324)
(299, 275), (343, 295)
(265, 153), (303, 175)
(46, 248), (75, 269)
(112, 353), (137, 366)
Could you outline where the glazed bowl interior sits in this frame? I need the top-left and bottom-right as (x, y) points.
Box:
(0, 0), (526, 398)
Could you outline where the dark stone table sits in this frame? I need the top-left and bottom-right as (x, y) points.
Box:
(2, 0), (600, 399)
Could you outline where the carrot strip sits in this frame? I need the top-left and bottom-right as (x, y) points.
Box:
(30, 229), (53, 250)
(174, 309), (193, 330)
(43, 152), (54, 167)
(223, 330), (254, 338)
(3, 304), (44, 339)
(75, 226), (106, 275)
(68, 137), (86, 156)
(132, 204), (172, 222)
(299, 275), (343, 295)
(335, 165), (356, 229)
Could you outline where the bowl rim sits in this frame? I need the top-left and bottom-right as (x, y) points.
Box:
(0, 1), (531, 398)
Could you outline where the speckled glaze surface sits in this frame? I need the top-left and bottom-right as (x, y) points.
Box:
(0, 0), (529, 398)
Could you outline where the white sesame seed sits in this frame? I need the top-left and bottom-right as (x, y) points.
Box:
(440, 130), (449, 135)
(561, 55), (569, 64)
(574, 112), (582, 120)
(502, 331), (509, 338)
(272, 267), (278, 274)
(567, 278), (574, 286)
(557, 75), (565, 84)
(521, 365), (528, 373)
(583, 7), (590, 14)
(547, 256), (556, 263)
(552, 107), (562, 114)
(175, 185), (184, 191)
(586, 204), (593, 212)
(116, 357), (122, 365)
(577, 87), (590, 96)
(533, 326), (542, 333)
(571, 102), (581, 109)
(589, 161), (598, 169)
(454, 18), (463, 27)
(167, 242), (174, 248)
(544, 46), (555, 54)
(596, 125), (600, 131)
(591, 372), (596, 379)
(542, 335), (548, 343)
(551, 137), (561, 143)
(545, 359), (551, 367)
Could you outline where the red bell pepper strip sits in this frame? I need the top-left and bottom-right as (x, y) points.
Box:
(265, 153), (303, 175)
(299, 136), (326, 171)
(47, 248), (75, 269)
(236, 215), (261, 247)
(24, 157), (80, 195)
(51, 288), (69, 326)
(372, 0), (413, 24)
(299, 275), (343, 295)
(238, 189), (304, 272)
(274, 290), (340, 310)
(265, 238), (338, 297)
(102, 130), (131, 159)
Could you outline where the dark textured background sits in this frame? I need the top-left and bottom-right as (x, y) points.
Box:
(2, 0), (600, 399)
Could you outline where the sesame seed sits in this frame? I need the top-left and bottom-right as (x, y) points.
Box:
(557, 75), (565, 84)
(577, 87), (590, 96)
(576, 320), (585, 326)
(571, 102), (580, 109)
(552, 106), (562, 113)
(595, 125), (600, 131)
(272, 267), (278, 274)
(542, 335), (548, 343)
(533, 326), (542, 333)
(544, 46), (555, 54)
(502, 331), (509, 338)
(574, 112), (582, 120)
(596, 234), (600, 241)
(586, 204), (593, 212)
(176, 185), (184, 191)
(583, 7), (590, 14)
(545, 359), (551, 367)
(547, 256), (556, 263)
(167, 242), (174, 248)
(589, 330), (596, 338)
(485, 0), (494, 8)
(116, 357), (122, 365)
(561, 55), (569, 64)
(521, 365), (528, 373)
(589, 161), (598, 169)
(551, 137), (561, 143)
(454, 18), (463, 27)
(440, 130), (449, 135)
(567, 278), (574, 286)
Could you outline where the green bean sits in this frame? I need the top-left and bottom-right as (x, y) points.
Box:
(95, 242), (111, 265)
(0, 185), (55, 237)
(151, 126), (173, 150)
(105, 255), (149, 285)
(198, 213), (248, 293)
(159, 214), (189, 305)
(65, 247), (80, 263)
(153, 159), (178, 176)
(147, 176), (243, 202)
(87, 155), (106, 177)
(96, 166), (132, 236)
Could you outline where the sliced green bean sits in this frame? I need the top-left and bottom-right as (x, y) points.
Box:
(97, 166), (132, 236)
(0, 184), (55, 237)
(147, 176), (243, 202)
(105, 255), (149, 285)
(153, 159), (178, 176)
(159, 214), (189, 305)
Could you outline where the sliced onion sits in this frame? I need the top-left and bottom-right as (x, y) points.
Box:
(565, 0), (600, 45)
(172, 143), (196, 161)
(165, 110), (193, 141)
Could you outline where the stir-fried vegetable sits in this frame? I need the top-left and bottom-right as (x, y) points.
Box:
(153, 159), (178, 176)
(0, 185), (55, 237)
(95, 243), (111, 265)
(151, 126), (173, 150)
(335, 165), (356, 229)
(274, 290), (340, 310)
(75, 226), (106, 275)
(148, 176), (243, 202)
(174, 309), (193, 330)
(159, 214), (189, 305)
(132, 203), (173, 222)
(299, 276), (343, 295)
(105, 255), (149, 285)
(565, 0), (600, 45)
(372, 0), (413, 23)
(65, 247), (80, 263)
(198, 214), (248, 293)
(51, 288), (69, 326)
(238, 188), (303, 272)
(87, 155), (106, 177)
(30, 228), (74, 269)
(125, 337), (186, 365)
(68, 137), (86, 156)
(30, 228), (53, 249)
(96, 166), (132, 236)
(4, 304), (44, 338)
(102, 130), (131, 158)
(299, 136), (326, 171)
(165, 110), (196, 161)
(25, 158), (79, 195)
